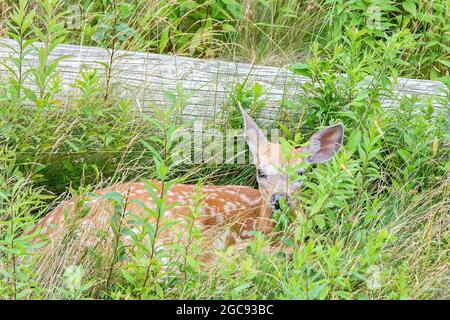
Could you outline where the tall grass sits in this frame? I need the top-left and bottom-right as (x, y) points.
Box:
(2, 0), (447, 77)
(0, 0), (448, 299)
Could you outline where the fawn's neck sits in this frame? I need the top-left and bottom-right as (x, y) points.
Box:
(255, 199), (275, 235)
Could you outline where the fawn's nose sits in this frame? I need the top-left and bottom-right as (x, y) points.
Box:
(270, 193), (286, 211)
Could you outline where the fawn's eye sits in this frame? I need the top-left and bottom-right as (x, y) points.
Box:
(257, 168), (267, 178)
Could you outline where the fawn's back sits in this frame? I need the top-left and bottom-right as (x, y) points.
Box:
(33, 181), (264, 258)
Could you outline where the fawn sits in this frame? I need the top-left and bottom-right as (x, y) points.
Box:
(32, 106), (343, 263)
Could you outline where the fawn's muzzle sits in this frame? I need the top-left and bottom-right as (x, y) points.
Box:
(270, 193), (288, 211)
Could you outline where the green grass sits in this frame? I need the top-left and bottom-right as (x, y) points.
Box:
(0, 0), (449, 299)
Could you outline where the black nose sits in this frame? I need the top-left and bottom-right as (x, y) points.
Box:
(270, 193), (285, 211)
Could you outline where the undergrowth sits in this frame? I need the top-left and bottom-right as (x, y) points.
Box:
(0, 0), (448, 299)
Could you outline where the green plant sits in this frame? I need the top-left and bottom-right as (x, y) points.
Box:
(322, 0), (449, 79)
(0, 152), (48, 299)
(1, 0), (35, 100)
(25, 0), (68, 108)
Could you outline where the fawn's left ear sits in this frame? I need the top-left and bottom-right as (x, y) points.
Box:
(239, 103), (269, 163)
(304, 123), (344, 163)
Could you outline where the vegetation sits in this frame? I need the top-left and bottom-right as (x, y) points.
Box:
(0, 0), (448, 299)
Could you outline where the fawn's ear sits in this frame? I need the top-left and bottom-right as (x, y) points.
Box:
(304, 124), (344, 163)
(239, 103), (268, 163)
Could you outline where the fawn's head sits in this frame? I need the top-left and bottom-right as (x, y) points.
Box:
(240, 105), (344, 213)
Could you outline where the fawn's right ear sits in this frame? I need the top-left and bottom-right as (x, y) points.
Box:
(304, 123), (344, 163)
(239, 103), (268, 163)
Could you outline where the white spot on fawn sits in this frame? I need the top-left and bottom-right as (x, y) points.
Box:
(225, 189), (237, 196)
(163, 210), (172, 218)
(231, 231), (240, 244)
(84, 199), (98, 207)
(98, 215), (108, 225)
(209, 206), (216, 217)
(47, 215), (54, 224)
(213, 231), (229, 249)
(239, 193), (260, 205)
(240, 230), (253, 238)
(224, 202), (237, 212)
(85, 239), (96, 248)
(81, 219), (95, 230)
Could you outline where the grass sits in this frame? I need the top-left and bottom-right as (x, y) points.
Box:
(0, 0), (449, 300)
